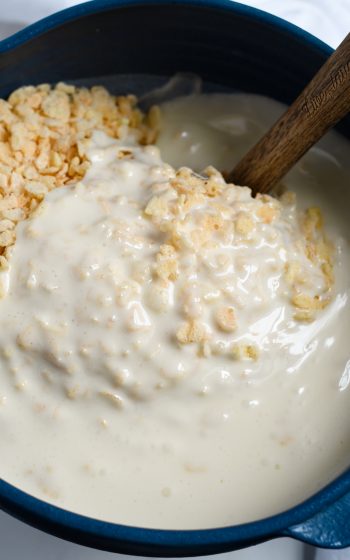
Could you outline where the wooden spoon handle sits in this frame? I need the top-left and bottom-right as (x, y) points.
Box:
(228, 33), (350, 195)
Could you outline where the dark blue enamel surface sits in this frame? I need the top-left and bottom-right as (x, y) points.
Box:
(0, 0), (349, 554)
(286, 491), (350, 549)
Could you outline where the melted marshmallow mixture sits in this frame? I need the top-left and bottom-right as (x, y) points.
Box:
(0, 93), (350, 529)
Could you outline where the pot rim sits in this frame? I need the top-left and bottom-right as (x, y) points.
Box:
(1, 467), (350, 552)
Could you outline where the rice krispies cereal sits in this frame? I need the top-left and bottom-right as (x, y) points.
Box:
(0, 82), (159, 267)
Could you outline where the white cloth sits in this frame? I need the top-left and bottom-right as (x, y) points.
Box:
(235, 0), (349, 48)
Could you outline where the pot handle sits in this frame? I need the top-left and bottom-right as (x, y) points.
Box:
(284, 491), (350, 548)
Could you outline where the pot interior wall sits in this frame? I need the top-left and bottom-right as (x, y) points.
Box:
(0, 3), (349, 136)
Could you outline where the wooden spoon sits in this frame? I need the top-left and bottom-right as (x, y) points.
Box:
(228, 33), (350, 195)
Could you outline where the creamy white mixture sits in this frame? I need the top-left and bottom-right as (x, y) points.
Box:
(0, 93), (349, 529)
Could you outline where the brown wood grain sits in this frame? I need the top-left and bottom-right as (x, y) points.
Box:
(228, 33), (350, 195)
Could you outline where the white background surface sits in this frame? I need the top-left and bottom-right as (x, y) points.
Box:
(0, 1), (349, 559)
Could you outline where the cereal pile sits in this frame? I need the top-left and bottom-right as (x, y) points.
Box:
(0, 134), (336, 407)
(289, 207), (334, 321)
(0, 82), (159, 267)
(0, 82), (334, 330)
(144, 166), (334, 334)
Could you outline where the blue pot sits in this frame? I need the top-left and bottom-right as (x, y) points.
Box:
(0, 0), (349, 555)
